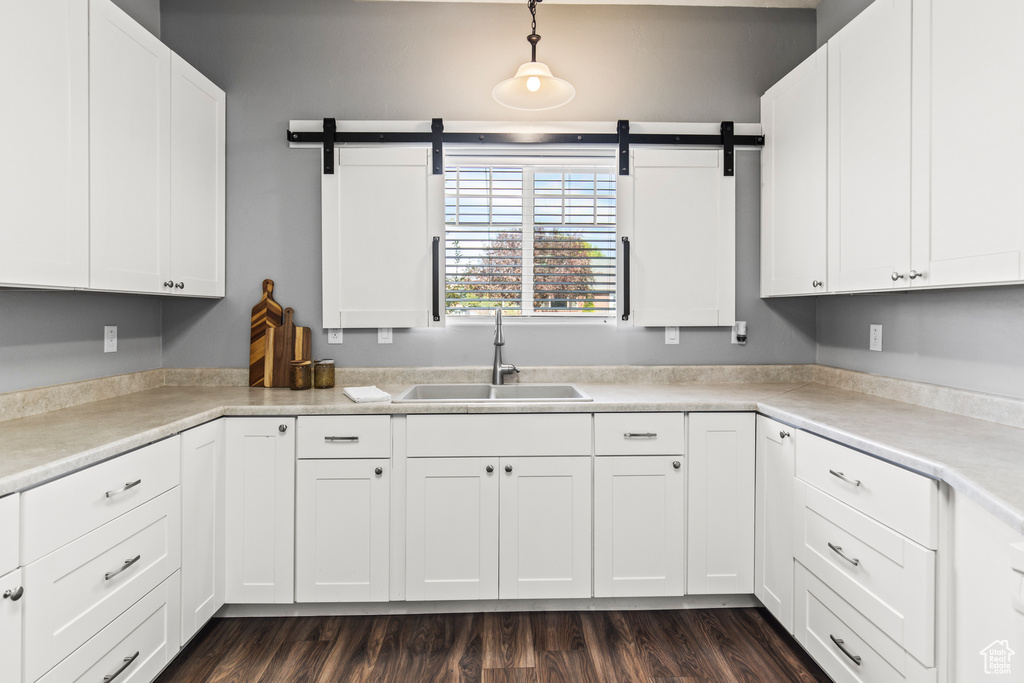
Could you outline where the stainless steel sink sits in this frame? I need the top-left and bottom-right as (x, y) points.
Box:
(392, 383), (591, 403)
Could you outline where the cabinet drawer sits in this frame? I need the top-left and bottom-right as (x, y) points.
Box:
(22, 435), (181, 564)
(795, 431), (938, 548)
(23, 488), (181, 683)
(37, 572), (181, 683)
(795, 564), (936, 683)
(796, 481), (935, 666)
(407, 414), (591, 457)
(297, 415), (391, 459)
(0, 493), (18, 576)
(594, 413), (685, 455)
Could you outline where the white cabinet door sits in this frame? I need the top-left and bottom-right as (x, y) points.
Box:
(618, 148), (736, 327)
(89, 0), (171, 294)
(224, 418), (295, 604)
(0, 0), (88, 289)
(826, 0), (913, 292)
(687, 413), (755, 594)
(594, 455), (685, 598)
(498, 457), (591, 600)
(406, 457), (498, 601)
(0, 568), (23, 683)
(754, 416), (795, 632)
(295, 459), (390, 603)
(180, 420), (224, 642)
(322, 146), (445, 329)
(911, 0), (1024, 288)
(170, 53), (225, 298)
(760, 46), (828, 297)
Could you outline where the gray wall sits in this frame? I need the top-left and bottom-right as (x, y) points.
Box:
(813, 0), (1024, 398)
(0, 0), (164, 394)
(816, 0), (872, 47)
(159, 0), (818, 370)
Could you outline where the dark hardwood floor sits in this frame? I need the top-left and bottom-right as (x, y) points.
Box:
(157, 608), (832, 683)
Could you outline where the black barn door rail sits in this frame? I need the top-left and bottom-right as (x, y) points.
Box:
(287, 118), (764, 177)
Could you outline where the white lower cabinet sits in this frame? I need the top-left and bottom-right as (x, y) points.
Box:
(754, 416), (795, 632)
(0, 567), (23, 683)
(593, 455), (685, 598)
(23, 489), (181, 683)
(36, 573), (181, 683)
(224, 417), (295, 604)
(687, 412), (755, 594)
(405, 457), (499, 601)
(180, 420), (225, 643)
(295, 459), (390, 603)
(498, 456), (591, 600)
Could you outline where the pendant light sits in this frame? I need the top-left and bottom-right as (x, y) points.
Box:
(492, 0), (575, 111)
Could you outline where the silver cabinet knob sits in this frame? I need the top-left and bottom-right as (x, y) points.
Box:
(672, 461), (681, 469)
(278, 424), (288, 433)
(909, 270), (924, 280)
(505, 464), (513, 473)
(374, 467), (383, 476)
(3, 587), (23, 601)
(486, 465), (494, 473)
(780, 430), (791, 439)
(163, 280), (174, 288)
(812, 280), (823, 288)
(891, 272), (905, 281)
(174, 282), (185, 289)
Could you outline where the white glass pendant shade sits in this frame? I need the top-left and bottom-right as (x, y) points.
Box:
(492, 61), (575, 111)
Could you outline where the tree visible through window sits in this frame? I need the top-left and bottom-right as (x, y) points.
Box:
(445, 163), (616, 317)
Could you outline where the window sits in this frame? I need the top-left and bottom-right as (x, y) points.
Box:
(444, 158), (617, 318)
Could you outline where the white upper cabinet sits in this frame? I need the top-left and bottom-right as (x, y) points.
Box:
(322, 147), (445, 329)
(826, 0), (913, 292)
(170, 54), (226, 297)
(619, 148), (736, 326)
(911, 0), (1024, 288)
(0, 0), (89, 289)
(89, 0), (172, 294)
(760, 46), (828, 297)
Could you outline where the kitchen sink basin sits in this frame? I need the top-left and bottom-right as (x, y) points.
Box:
(392, 383), (592, 403)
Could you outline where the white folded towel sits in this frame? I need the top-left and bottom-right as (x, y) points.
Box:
(343, 385), (391, 403)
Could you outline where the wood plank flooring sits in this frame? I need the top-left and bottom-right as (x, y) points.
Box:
(157, 608), (832, 683)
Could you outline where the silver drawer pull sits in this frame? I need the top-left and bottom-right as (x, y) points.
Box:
(829, 635), (862, 666)
(105, 479), (142, 498)
(828, 542), (861, 567)
(103, 651), (140, 682)
(829, 469), (861, 487)
(325, 436), (359, 443)
(105, 555), (141, 581)
(624, 432), (657, 439)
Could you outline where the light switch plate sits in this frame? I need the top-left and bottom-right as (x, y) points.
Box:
(378, 328), (393, 344)
(328, 328), (343, 344)
(870, 324), (883, 352)
(104, 326), (117, 353)
(665, 327), (679, 345)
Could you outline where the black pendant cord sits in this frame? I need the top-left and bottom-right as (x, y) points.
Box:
(528, 0), (540, 62)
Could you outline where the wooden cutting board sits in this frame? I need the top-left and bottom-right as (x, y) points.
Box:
(293, 324), (312, 364)
(249, 279), (284, 387)
(264, 307), (296, 388)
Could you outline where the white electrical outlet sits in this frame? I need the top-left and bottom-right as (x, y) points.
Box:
(378, 328), (393, 344)
(328, 328), (343, 344)
(104, 326), (117, 353)
(870, 324), (883, 352)
(665, 327), (679, 345)
(731, 321), (747, 345)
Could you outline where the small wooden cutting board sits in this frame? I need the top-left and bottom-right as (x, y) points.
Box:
(294, 324), (312, 364)
(264, 307), (296, 388)
(249, 279), (283, 387)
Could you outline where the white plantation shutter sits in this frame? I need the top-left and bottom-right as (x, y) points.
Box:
(445, 162), (617, 317)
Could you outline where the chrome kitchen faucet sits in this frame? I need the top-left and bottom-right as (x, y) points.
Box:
(491, 308), (519, 385)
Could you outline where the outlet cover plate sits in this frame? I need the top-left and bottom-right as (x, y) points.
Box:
(665, 327), (679, 345)
(104, 326), (117, 353)
(328, 329), (343, 344)
(870, 324), (882, 352)
(378, 328), (393, 344)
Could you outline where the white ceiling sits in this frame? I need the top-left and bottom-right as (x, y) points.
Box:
(360, 0), (819, 6)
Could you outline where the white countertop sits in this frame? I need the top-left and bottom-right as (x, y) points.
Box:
(2, 381), (1023, 533)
